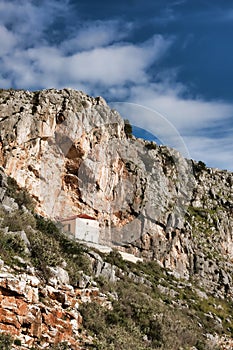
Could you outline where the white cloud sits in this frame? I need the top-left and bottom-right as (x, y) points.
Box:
(111, 84), (233, 171)
(2, 35), (171, 89)
(128, 84), (233, 132)
(0, 0), (232, 171)
(1, 47), (64, 89)
(110, 101), (192, 158)
(0, 0), (69, 46)
(0, 25), (17, 55)
(66, 43), (155, 85)
(0, 1), (172, 90)
(61, 20), (132, 52)
(183, 135), (233, 171)
(63, 35), (171, 87)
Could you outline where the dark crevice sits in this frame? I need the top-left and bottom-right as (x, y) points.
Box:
(147, 217), (166, 230)
(0, 286), (23, 297)
(31, 91), (40, 115)
(25, 137), (40, 143)
(56, 97), (68, 124)
(129, 203), (140, 217)
(193, 254), (198, 274)
(22, 322), (31, 329)
(0, 116), (10, 122)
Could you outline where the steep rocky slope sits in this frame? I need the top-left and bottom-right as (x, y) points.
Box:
(0, 168), (118, 349)
(0, 88), (232, 297)
(0, 168), (233, 349)
(0, 85), (232, 348)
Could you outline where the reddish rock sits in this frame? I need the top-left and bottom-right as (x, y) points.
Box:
(0, 308), (21, 329)
(43, 311), (59, 328)
(16, 299), (28, 316)
(0, 263), (107, 348)
(0, 323), (19, 335)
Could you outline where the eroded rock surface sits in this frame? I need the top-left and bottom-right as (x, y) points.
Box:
(0, 260), (111, 349)
(0, 89), (232, 295)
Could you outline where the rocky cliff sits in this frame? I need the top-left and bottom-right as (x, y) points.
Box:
(0, 167), (119, 349)
(0, 88), (232, 296)
(0, 168), (233, 349)
(0, 88), (233, 349)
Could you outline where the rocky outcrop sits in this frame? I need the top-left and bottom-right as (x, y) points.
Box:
(0, 88), (232, 296)
(0, 163), (233, 349)
(0, 258), (111, 349)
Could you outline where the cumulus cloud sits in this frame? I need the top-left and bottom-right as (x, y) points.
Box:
(111, 84), (233, 170)
(128, 84), (233, 132)
(0, 1), (171, 90)
(61, 20), (133, 52)
(183, 135), (233, 171)
(1, 33), (171, 90)
(0, 0), (232, 171)
(65, 36), (169, 85)
(0, 25), (17, 55)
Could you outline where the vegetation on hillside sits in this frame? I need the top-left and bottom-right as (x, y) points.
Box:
(79, 253), (230, 350)
(0, 176), (90, 283)
(0, 176), (233, 349)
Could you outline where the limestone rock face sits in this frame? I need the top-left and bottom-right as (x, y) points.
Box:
(0, 89), (232, 294)
(0, 262), (109, 349)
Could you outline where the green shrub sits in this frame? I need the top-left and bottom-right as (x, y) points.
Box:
(14, 338), (22, 346)
(193, 160), (207, 174)
(105, 249), (126, 270)
(2, 209), (36, 232)
(145, 142), (157, 150)
(1, 178), (90, 281)
(80, 302), (147, 350)
(28, 229), (63, 270)
(6, 176), (35, 211)
(81, 277), (208, 350)
(0, 228), (28, 266)
(93, 325), (147, 350)
(124, 119), (133, 138)
(80, 302), (107, 335)
(34, 216), (91, 283)
(0, 333), (13, 350)
(60, 239), (91, 285)
(91, 254), (231, 348)
(35, 215), (61, 239)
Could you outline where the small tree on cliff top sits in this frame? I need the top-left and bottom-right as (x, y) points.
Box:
(124, 119), (133, 138)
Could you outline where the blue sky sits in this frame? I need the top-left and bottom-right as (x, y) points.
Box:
(0, 0), (232, 171)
